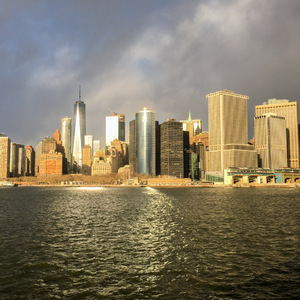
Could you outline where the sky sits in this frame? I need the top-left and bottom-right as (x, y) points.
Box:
(1, 0), (300, 148)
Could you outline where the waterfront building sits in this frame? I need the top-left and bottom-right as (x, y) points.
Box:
(72, 87), (86, 168)
(92, 160), (112, 175)
(129, 120), (137, 174)
(0, 134), (11, 179)
(9, 142), (19, 177)
(160, 119), (184, 178)
(135, 107), (156, 175)
(105, 112), (125, 147)
(82, 145), (92, 175)
(255, 99), (299, 168)
(254, 113), (287, 169)
(93, 140), (100, 156)
(39, 152), (63, 176)
(61, 117), (72, 172)
(180, 113), (202, 145)
(223, 167), (275, 185)
(206, 89), (257, 172)
(25, 145), (35, 176)
(18, 145), (25, 177)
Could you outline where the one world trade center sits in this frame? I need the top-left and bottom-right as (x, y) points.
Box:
(72, 86), (86, 170)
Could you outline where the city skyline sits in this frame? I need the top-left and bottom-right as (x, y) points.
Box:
(1, 1), (300, 147)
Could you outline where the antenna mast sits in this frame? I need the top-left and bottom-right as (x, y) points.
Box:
(79, 84), (81, 101)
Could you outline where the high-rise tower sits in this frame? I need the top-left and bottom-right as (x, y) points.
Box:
(61, 117), (72, 172)
(72, 86), (86, 168)
(135, 107), (156, 175)
(160, 119), (184, 178)
(255, 99), (299, 168)
(254, 113), (287, 169)
(105, 112), (125, 146)
(206, 89), (257, 172)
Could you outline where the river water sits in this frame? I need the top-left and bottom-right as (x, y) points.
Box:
(0, 186), (299, 299)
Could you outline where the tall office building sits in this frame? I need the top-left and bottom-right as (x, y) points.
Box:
(25, 145), (35, 176)
(255, 99), (299, 168)
(10, 142), (19, 177)
(207, 89), (257, 172)
(160, 119), (184, 178)
(61, 117), (72, 172)
(72, 87), (86, 168)
(18, 145), (25, 176)
(135, 107), (156, 175)
(93, 140), (100, 156)
(180, 113), (202, 144)
(254, 113), (287, 169)
(129, 120), (137, 174)
(84, 135), (93, 155)
(105, 113), (125, 146)
(0, 133), (11, 179)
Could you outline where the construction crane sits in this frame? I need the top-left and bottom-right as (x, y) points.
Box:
(106, 106), (116, 115)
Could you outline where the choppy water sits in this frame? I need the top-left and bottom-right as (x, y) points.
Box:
(0, 186), (299, 299)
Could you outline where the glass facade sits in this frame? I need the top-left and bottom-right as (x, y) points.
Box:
(72, 100), (86, 168)
(136, 107), (156, 175)
(105, 114), (125, 146)
(61, 117), (72, 172)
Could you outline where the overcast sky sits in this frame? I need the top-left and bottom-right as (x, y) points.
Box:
(1, 0), (300, 148)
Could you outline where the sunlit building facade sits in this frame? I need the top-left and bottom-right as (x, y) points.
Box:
(105, 113), (125, 146)
(0, 134), (11, 179)
(254, 113), (287, 170)
(72, 95), (86, 168)
(207, 89), (257, 172)
(255, 99), (299, 168)
(25, 145), (35, 176)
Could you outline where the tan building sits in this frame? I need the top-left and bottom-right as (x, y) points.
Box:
(82, 144), (92, 175)
(255, 99), (299, 168)
(254, 113), (287, 170)
(0, 134), (11, 179)
(206, 89), (257, 172)
(39, 152), (63, 176)
(180, 113), (202, 144)
(92, 160), (112, 175)
(42, 136), (57, 154)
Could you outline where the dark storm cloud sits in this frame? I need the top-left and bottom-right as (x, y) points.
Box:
(0, 0), (300, 147)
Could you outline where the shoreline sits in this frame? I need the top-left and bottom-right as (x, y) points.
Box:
(6, 182), (300, 188)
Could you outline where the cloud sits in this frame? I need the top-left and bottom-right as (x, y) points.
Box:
(0, 0), (300, 147)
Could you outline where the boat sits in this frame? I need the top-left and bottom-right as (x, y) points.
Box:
(0, 181), (18, 187)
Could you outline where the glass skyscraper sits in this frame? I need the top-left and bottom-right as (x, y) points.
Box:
(72, 92), (86, 168)
(136, 107), (156, 175)
(61, 117), (72, 172)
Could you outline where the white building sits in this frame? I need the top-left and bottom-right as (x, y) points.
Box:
(105, 113), (125, 146)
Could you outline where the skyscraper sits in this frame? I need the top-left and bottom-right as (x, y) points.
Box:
(160, 119), (184, 178)
(84, 135), (93, 155)
(129, 120), (137, 174)
(206, 89), (257, 172)
(93, 140), (100, 156)
(105, 113), (125, 146)
(72, 86), (86, 168)
(61, 117), (72, 172)
(135, 107), (156, 175)
(254, 113), (287, 169)
(180, 112), (202, 144)
(0, 133), (11, 179)
(255, 99), (299, 168)
(25, 145), (35, 176)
